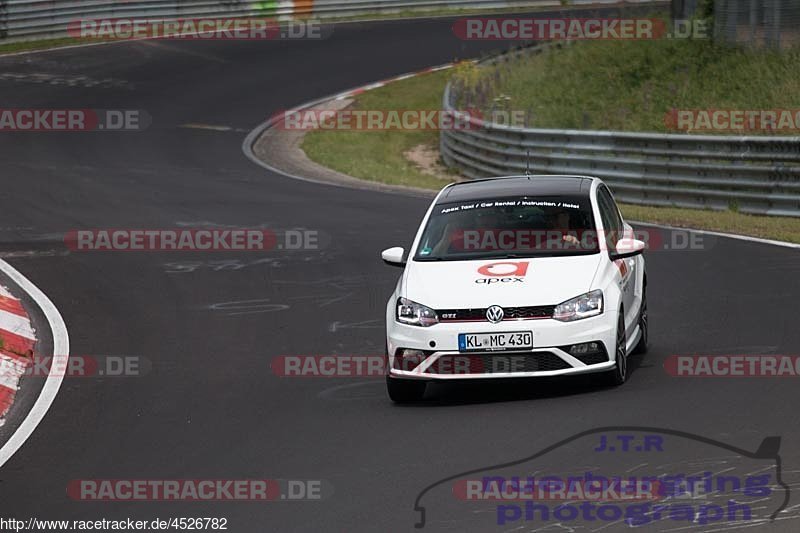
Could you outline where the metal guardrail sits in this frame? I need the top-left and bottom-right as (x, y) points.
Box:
(440, 48), (800, 217)
(0, 0), (638, 42)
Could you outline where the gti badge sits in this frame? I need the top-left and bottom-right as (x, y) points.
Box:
(486, 305), (504, 323)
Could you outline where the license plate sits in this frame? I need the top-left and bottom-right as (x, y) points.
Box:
(458, 331), (533, 352)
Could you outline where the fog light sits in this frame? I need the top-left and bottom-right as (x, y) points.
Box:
(568, 342), (602, 356)
(393, 349), (428, 371)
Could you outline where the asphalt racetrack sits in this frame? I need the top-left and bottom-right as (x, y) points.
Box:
(0, 9), (799, 532)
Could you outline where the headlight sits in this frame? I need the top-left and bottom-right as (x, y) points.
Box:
(396, 297), (438, 327)
(553, 290), (603, 322)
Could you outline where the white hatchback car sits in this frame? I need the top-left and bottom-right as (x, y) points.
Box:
(382, 176), (648, 402)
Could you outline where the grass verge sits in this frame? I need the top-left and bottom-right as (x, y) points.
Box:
(450, 38), (800, 133)
(302, 69), (457, 190)
(301, 56), (800, 244)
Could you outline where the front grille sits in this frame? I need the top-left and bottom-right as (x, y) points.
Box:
(504, 306), (555, 320)
(424, 351), (570, 374)
(438, 305), (554, 322)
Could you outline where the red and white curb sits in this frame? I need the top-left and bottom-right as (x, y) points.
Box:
(0, 259), (69, 469)
(0, 284), (35, 425)
(332, 64), (459, 101)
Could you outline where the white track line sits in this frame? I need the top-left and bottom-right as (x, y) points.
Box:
(0, 259), (69, 469)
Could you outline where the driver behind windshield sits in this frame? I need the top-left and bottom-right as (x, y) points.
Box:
(549, 210), (581, 246)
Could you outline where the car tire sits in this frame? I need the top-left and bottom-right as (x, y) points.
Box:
(386, 376), (426, 403)
(605, 310), (627, 386)
(632, 286), (648, 355)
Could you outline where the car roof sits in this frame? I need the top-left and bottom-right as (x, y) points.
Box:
(438, 175), (596, 203)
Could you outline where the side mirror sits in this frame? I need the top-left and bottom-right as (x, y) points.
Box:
(610, 238), (646, 260)
(381, 246), (406, 267)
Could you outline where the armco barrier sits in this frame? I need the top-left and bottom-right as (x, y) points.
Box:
(0, 0), (654, 43)
(440, 47), (800, 217)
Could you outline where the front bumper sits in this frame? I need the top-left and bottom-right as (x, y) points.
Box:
(387, 314), (616, 380)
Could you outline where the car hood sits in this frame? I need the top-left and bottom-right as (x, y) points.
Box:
(403, 255), (602, 309)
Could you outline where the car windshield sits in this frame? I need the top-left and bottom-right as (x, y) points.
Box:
(414, 196), (598, 261)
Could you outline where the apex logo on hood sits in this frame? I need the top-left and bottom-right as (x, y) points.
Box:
(476, 261), (529, 284)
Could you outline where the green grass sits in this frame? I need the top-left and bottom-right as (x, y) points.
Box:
(302, 69), (458, 189)
(451, 39), (800, 132)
